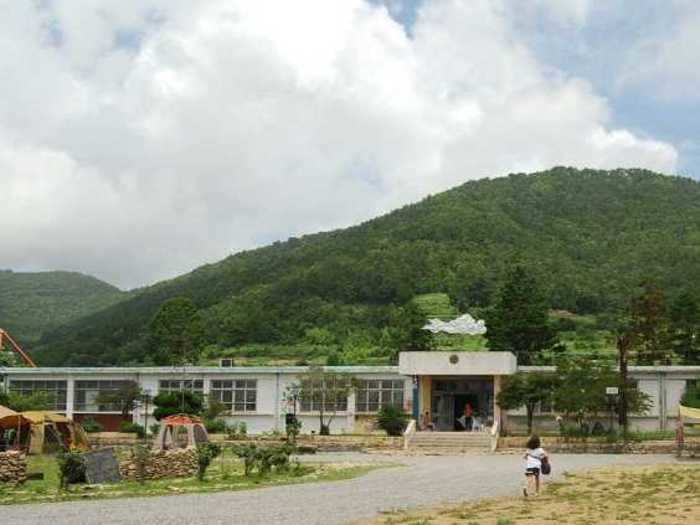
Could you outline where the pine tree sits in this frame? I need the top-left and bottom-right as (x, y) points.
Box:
(485, 265), (560, 365)
(629, 281), (672, 365)
(669, 291), (700, 365)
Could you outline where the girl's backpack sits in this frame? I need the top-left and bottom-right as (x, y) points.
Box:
(540, 456), (551, 475)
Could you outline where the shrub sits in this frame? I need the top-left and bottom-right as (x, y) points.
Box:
(196, 442), (221, 481)
(119, 421), (146, 438)
(226, 421), (248, 439)
(205, 419), (228, 434)
(231, 443), (294, 476)
(681, 382), (700, 409)
(152, 391), (204, 420)
(149, 423), (161, 436)
(57, 451), (86, 489)
(376, 405), (409, 436)
(81, 417), (104, 433)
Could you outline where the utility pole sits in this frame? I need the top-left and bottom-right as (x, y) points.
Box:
(617, 333), (631, 434)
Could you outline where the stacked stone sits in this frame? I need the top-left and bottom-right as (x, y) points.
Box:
(0, 451), (28, 484)
(120, 448), (198, 481)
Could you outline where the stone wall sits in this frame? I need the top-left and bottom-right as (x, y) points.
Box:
(498, 436), (698, 454)
(0, 451), (27, 484)
(119, 448), (198, 481)
(225, 434), (402, 452)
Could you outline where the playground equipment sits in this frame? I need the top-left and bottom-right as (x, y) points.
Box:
(0, 329), (37, 367)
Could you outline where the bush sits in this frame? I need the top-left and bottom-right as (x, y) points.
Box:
(196, 442), (221, 481)
(152, 391), (204, 420)
(681, 383), (700, 409)
(231, 443), (294, 476)
(57, 451), (86, 489)
(81, 417), (104, 433)
(376, 405), (409, 436)
(149, 423), (161, 436)
(204, 419), (228, 434)
(226, 421), (248, 439)
(119, 421), (146, 438)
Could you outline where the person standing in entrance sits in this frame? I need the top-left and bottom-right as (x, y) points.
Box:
(463, 403), (474, 431)
(523, 435), (547, 497)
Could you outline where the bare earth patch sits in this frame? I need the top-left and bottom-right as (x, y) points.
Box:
(360, 463), (700, 525)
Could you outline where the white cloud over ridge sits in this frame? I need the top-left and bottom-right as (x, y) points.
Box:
(0, 0), (678, 288)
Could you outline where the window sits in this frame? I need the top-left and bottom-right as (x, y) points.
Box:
(75, 380), (132, 412)
(9, 380), (67, 411)
(300, 378), (349, 412)
(158, 379), (204, 395)
(210, 380), (256, 412)
(220, 358), (234, 368)
(356, 379), (404, 412)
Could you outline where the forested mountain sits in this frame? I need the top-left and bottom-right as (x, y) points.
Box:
(0, 270), (126, 345)
(34, 167), (700, 366)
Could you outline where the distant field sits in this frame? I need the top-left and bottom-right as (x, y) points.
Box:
(203, 309), (616, 367)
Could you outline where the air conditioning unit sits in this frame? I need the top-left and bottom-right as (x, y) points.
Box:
(220, 358), (234, 368)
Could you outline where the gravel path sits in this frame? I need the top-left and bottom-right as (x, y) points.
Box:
(2, 453), (678, 525)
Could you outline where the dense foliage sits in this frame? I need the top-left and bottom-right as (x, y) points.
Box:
(376, 405), (410, 436)
(152, 391), (204, 420)
(485, 266), (561, 364)
(0, 270), (125, 345)
(30, 168), (700, 365)
(497, 372), (557, 434)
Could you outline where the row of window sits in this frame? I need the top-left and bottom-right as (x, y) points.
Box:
(7, 378), (405, 414)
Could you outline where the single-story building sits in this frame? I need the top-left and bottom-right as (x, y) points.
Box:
(0, 352), (697, 433)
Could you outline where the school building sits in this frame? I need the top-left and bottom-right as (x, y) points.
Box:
(1, 352), (698, 434)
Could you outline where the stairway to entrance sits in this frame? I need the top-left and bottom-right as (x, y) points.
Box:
(408, 431), (493, 452)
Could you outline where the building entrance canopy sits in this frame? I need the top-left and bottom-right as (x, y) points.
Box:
(398, 352), (517, 376)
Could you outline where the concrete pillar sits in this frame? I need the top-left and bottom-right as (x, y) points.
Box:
(493, 375), (505, 434)
(420, 376), (432, 419)
(347, 390), (356, 431)
(65, 378), (75, 420)
(411, 376), (420, 421)
(274, 373), (281, 432)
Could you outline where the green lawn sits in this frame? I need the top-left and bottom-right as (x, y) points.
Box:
(0, 453), (387, 505)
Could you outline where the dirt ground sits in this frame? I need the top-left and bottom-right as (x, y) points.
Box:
(361, 462), (700, 525)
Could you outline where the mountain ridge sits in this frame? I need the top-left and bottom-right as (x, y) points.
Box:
(32, 166), (700, 366)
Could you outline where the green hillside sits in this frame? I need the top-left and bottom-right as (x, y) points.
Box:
(35, 167), (700, 366)
(0, 270), (126, 346)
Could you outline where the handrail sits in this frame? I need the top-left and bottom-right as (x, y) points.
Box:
(403, 419), (417, 450)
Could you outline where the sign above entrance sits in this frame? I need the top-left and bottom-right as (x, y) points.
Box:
(398, 351), (517, 376)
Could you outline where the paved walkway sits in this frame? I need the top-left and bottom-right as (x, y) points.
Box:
(2, 453), (678, 525)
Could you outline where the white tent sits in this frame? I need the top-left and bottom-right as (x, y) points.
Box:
(423, 314), (487, 335)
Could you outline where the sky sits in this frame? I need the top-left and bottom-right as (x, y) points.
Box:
(1, 0), (698, 290)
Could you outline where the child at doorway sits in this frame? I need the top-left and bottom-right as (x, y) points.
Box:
(523, 435), (547, 497)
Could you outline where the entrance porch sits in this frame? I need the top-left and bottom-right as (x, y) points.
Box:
(398, 351), (517, 434)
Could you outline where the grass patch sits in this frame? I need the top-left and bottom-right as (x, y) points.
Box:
(360, 463), (700, 525)
(0, 453), (388, 506)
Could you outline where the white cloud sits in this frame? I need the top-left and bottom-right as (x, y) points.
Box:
(0, 0), (678, 288)
(618, 5), (700, 100)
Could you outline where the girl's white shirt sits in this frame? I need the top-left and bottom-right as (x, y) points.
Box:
(525, 447), (546, 469)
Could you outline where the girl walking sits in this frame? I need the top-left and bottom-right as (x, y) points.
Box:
(523, 435), (547, 497)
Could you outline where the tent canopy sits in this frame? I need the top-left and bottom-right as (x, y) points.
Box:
(0, 405), (29, 429)
(20, 411), (70, 424)
(679, 405), (700, 422)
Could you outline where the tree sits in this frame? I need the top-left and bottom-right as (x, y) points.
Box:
(152, 391), (204, 420)
(669, 291), (700, 365)
(629, 281), (672, 365)
(387, 301), (434, 362)
(293, 366), (355, 435)
(1, 391), (53, 411)
(95, 381), (142, 418)
(485, 265), (560, 365)
(149, 297), (206, 366)
(497, 372), (556, 435)
(553, 355), (651, 433)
